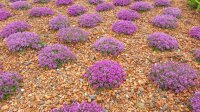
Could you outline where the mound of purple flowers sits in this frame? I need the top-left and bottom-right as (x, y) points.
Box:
(193, 49), (200, 63)
(79, 13), (102, 28)
(30, 7), (54, 17)
(67, 4), (87, 16)
(38, 44), (76, 69)
(9, 0), (26, 2)
(96, 2), (114, 12)
(93, 37), (125, 55)
(0, 72), (22, 100)
(163, 7), (181, 18)
(56, 0), (73, 5)
(147, 32), (179, 51)
(191, 91), (200, 112)
(83, 60), (126, 89)
(154, 0), (171, 7)
(58, 27), (89, 43)
(151, 14), (177, 29)
(11, 1), (31, 10)
(49, 15), (70, 30)
(130, 1), (153, 12)
(0, 21), (31, 38)
(113, 0), (131, 6)
(51, 101), (103, 112)
(0, 9), (11, 21)
(88, 0), (103, 5)
(148, 61), (199, 93)
(112, 20), (137, 35)
(33, 0), (50, 3)
(117, 9), (140, 21)
(6, 32), (41, 52)
(190, 26), (200, 39)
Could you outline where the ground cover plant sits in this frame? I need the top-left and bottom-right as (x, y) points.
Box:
(56, 0), (73, 5)
(117, 9), (140, 21)
(189, 26), (200, 39)
(0, 9), (11, 21)
(67, 4), (87, 16)
(49, 15), (70, 30)
(11, 1), (31, 10)
(96, 2), (114, 12)
(30, 7), (54, 17)
(79, 13), (102, 28)
(130, 1), (154, 12)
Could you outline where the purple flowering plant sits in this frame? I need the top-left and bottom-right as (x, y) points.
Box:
(33, 0), (50, 3)
(191, 91), (200, 112)
(130, 1), (154, 12)
(189, 26), (200, 39)
(30, 7), (54, 17)
(117, 9), (140, 21)
(79, 13), (102, 28)
(113, 0), (131, 6)
(9, 0), (26, 3)
(0, 3), (4, 8)
(49, 15), (70, 30)
(56, 0), (73, 5)
(0, 9), (11, 21)
(96, 2), (114, 12)
(11, 1), (31, 10)
(193, 49), (200, 63)
(163, 7), (181, 18)
(88, 0), (103, 5)
(67, 4), (87, 16)
(154, 0), (171, 7)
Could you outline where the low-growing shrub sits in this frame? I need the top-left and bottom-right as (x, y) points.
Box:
(49, 15), (70, 30)
(191, 91), (200, 112)
(88, 0), (103, 5)
(11, 1), (31, 10)
(154, 0), (171, 7)
(130, 1), (154, 12)
(79, 13), (102, 28)
(112, 20), (137, 35)
(56, 0), (73, 5)
(51, 101), (103, 112)
(0, 9), (11, 21)
(188, 0), (200, 11)
(117, 9), (140, 21)
(33, 0), (50, 3)
(147, 32), (179, 51)
(67, 4), (87, 16)
(0, 21), (31, 38)
(58, 27), (89, 43)
(93, 37), (125, 55)
(151, 14), (177, 29)
(148, 61), (199, 93)
(6, 32), (41, 52)
(96, 2), (114, 12)
(113, 0), (131, 6)
(189, 26), (200, 39)
(38, 44), (76, 69)
(30, 7), (54, 17)
(9, 0), (26, 3)
(193, 49), (200, 63)
(163, 7), (181, 18)
(83, 60), (126, 89)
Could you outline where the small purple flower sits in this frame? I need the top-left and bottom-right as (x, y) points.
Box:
(193, 49), (200, 62)
(49, 15), (70, 30)
(11, 1), (31, 10)
(56, 0), (73, 5)
(117, 9), (140, 21)
(163, 7), (181, 18)
(9, 0), (26, 3)
(96, 2), (114, 12)
(67, 4), (87, 16)
(33, 0), (50, 3)
(0, 9), (11, 21)
(79, 13), (102, 28)
(88, 0), (103, 5)
(30, 7), (54, 17)
(112, 20), (137, 35)
(130, 1), (153, 12)
(189, 26), (200, 39)
(154, 0), (171, 7)
(191, 91), (200, 112)
(113, 0), (131, 6)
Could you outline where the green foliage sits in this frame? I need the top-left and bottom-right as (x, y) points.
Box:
(188, 0), (200, 11)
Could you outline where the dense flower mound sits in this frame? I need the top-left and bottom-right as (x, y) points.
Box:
(9, 0), (26, 2)
(191, 91), (200, 112)
(148, 61), (199, 93)
(113, 0), (131, 6)
(189, 26), (200, 39)
(0, 72), (22, 100)
(33, 0), (50, 3)
(147, 32), (179, 51)
(88, 0), (103, 5)
(58, 27), (89, 43)
(93, 37), (125, 55)
(11, 1), (31, 10)
(51, 101), (103, 112)
(163, 7), (181, 18)
(83, 60), (126, 89)
(154, 0), (171, 7)
(96, 2), (114, 12)
(79, 13), (102, 28)
(56, 0), (73, 5)
(0, 21), (31, 38)
(112, 20), (137, 35)
(151, 14), (177, 29)
(49, 15), (70, 30)
(130, 1), (154, 12)
(0, 9), (11, 21)
(193, 49), (200, 62)
(38, 44), (76, 69)
(117, 9), (140, 21)
(30, 7), (54, 17)
(0, 3), (4, 8)
(6, 32), (41, 52)
(67, 4), (87, 16)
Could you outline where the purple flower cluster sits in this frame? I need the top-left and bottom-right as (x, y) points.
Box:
(6, 32), (41, 52)
(9, 0), (26, 2)
(93, 37), (125, 55)
(191, 91), (200, 112)
(11, 1), (31, 10)
(189, 26), (200, 39)
(130, 1), (154, 12)
(0, 9), (11, 21)
(96, 2), (114, 12)
(147, 32), (179, 51)
(117, 9), (140, 21)
(51, 101), (103, 112)
(88, 0), (103, 5)
(151, 14), (177, 29)
(0, 3), (4, 8)
(49, 15), (70, 30)
(38, 44), (76, 69)
(30, 7), (54, 17)
(83, 60), (126, 89)
(0, 72), (22, 100)
(67, 4), (87, 16)
(56, 0), (73, 5)
(58, 27), (89, 43)
(154, 0), (171, 7)
(0, 21), (31, 38)
(113, 0), (131, 6)
(148, 61), (199, 93)
(193, 49), (200, 62)
(163, 7), (181, 18)
(79, 13), (102, 28)
(112, 20), (137, 35)
(33, 0), (50, 3)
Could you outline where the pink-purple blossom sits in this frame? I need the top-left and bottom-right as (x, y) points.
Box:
(56, 0), (73, 5)
(0, 9), (11, 21)
(193, 49), (200, 62)
(113, 0), (131, 6)
(67, 4), (87, 16)
(33, 0), (50, 3)
(9, 0), (26, 2)
(88, 0), (103, 5)
(117, 9), (140, 21)
(191, 91), (200, 112)
(130, 1), (153, 12)
(11, 1), (31, 10)
(189, 26), (200, 39)
(79, 13), (102, 28)
(154, 0), (171, 7)
(49, 15), (70, 30)
(163, 7), (181, 18)
(96, 2), (114, 12)
(30, 7), (54, 17)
